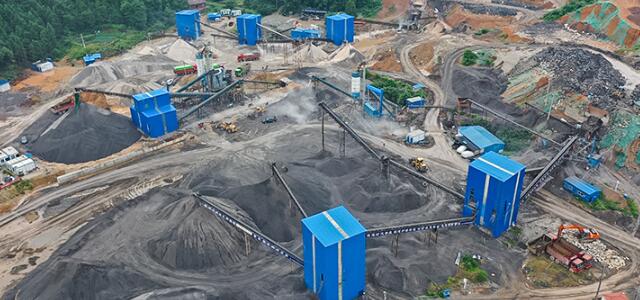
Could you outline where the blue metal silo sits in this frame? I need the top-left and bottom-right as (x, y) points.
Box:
(326, 14), (354, 46)
(237, 14), (262, 45)
(176, 10), (201, 40)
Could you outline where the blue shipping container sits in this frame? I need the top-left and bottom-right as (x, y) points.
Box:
(207, 13), (221, 21)
(463, 152), (526, 238)
(405, 96), (425, 109)
(176, 10), (201, 40)
(302, 206), (366, 300)
(563, 176), (601, 203)
(326, 14), (354, 46)
(291, 28), (321, 40)
(459, 126), (505, 154)
(237, 14), (262, 45)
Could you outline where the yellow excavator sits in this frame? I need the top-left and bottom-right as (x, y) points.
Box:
(217, 120), (238, 133)
(409, 157), (428, 173)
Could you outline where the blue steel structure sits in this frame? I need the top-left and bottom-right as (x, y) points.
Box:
(302, 206), (366, 300)
(405, 96), (425, 109)
(458, 126), (505, 154)
(130, 89), (179, 138)
(83, 53), (102, 66)
(207, 13), (221, 21)
(563, 176), (601, 203)
(176, 10), (201, 40)
(463, 152), (525, 238)
(326, 14), (355, 46)
(291, 28), (321, 40)
(364, 84), (383, 117)
(237, 14), (262, 45)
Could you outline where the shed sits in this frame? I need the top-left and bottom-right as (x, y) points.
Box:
(176, 10), (201, 40)
(6, 156), (36, 176)
(291, 28), (321, 40)
(0, 147), (19, 164)
(458, 126), (504, 154)
(302, 206), (366, 300)
(207, 13), (221, 21)
(405, 96), (425, 109)
(325, 13), (354, 46)
(563, 176), (601, 203)
(32, 61), (54, 72)
(237, 14), (262, 46)
(0, 79), (9, 93)
(406, 129), (426, 144)
(82, 53), (102, 66)
(463, 151), (526, 237)
(412, 83), (425, 91)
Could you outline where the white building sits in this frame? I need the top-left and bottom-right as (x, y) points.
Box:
(6, 156), (37, 176)
(0, 147), (19, 165)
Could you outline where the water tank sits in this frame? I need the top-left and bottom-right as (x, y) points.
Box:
(351, 71), (361, 99)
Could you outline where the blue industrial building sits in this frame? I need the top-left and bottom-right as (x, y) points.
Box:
(302, 206), (366, 300)
(458, 126), (505, 154)
(237, 14), (262, 46)
(207, 13), (221, 21)
(130, 89), (179, 138)
(463, 152), (525, 238)
(563, 176), (601, 203)
(364, 84), (384, 117)
(83, 53), (102, 66)
(405, 96), (425, 109)
(176, 10), (201, 40)
(291, 28), (321, 40)
(326, 13), (354, 46)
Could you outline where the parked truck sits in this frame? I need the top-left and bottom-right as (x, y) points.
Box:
(50, 97), (76, 114)
(237, 53), (260, 62)
(173, 64), (198, 75)
(527, 234), (593, 273)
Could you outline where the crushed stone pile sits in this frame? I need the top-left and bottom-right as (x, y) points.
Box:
(513, 47), (626, 108)
(564, 232), (629, 270)
(30, 103), (141, 164)
(291, 44), (329, 63)
(329, 44), (365, 65)
(69, 55), (176, 87)
(165, 39), (198, 63)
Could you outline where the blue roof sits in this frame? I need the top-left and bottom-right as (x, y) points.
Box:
(302, 206), (366, 247)
(0, 79), (8, 85)
(176, 10), (199, 16)
(413, 83), (425, 89)
(327, 13), (354, 21)
(564, 176), (601, 195)
(459, 126), (504, 151)
(133, 88), (168, 101)
(471, 151), (525, 182)
(238, 14), (260, 20)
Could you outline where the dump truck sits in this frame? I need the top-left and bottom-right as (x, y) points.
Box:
(217, 121), (238, 133)
(237, 53), (260, 62)
(174, 64), (198, 75)
(527, 234), (593, 273)
(50, 97), (76, 114)
(409, 157), (428, 173)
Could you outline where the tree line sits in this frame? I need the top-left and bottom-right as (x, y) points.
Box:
(0, 0), (187, 76)
(243, 0), (382, 18)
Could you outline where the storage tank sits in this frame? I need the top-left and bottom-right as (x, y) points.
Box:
(237, 14), (262, 46)
(351, 71), (361, 99)
(325, 13), (354, 46)
(176, 10), (201, 40)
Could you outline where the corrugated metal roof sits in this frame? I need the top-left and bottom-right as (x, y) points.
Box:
(564, 176), (601, 195)
(176, 9), (200, 16)
(459, 126), (504, 151)
(302, 206), (366, 247)
(470, 151), (525, 182)
(406, 96), (424, 103)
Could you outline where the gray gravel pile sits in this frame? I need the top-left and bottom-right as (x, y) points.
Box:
(30, 103), (140, 164)
(522, 47), (626, 108)
(458, 2), (519, 16)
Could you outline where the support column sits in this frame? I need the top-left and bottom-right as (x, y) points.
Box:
(244, 233), (250, 256)
(321, 110), (325, 152)
(340, 129), (346, 157)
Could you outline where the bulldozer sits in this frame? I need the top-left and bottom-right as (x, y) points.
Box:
(217, 120), (238, 133)
(409, 157), (428, 173)
(557, 224), (601, 241)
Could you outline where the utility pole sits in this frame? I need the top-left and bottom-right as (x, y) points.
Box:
(80, 34), (86, 48)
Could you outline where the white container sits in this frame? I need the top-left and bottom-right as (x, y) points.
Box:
(461, 151), (475, 159)
(7, 156), (36, 176)
(456, 145), (467, 154)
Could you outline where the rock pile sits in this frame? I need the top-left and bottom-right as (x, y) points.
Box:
(564, 233), (628, 270)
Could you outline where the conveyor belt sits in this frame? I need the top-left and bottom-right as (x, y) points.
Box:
(194, 193), (304, 267)
(312, 76), (356, 99)
(521, 135), (578, 200)
(179, 80), (243, 120)
(366, 215), (474, 238)
(271, 163), (308, 218)
(75, 88), (132, 98)
(318, 102), (380, 160)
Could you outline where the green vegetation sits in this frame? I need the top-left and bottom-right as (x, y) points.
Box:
(461, 50), (479, 66)
(460, 49), (495, 67)
(424, 255), (489, 298)
(0, 0), (188, 78)
(242, 0), (382, 17)
(14, 180), (33, 195)
(523, 256), (595, 288)
(474, 28), (490, 36)
(586, 196), (639, 218)
(367, 72), (428, 106)
(542, 0), (597, 22)
(460, 114), (533, 153)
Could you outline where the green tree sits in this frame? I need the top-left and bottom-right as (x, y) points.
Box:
(121, 0), (148, 29)
(345, 0), (358, 16)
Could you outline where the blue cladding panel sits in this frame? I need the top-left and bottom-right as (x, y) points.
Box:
(237, 14), (261, 45)
(291, 29), (321, 40)
(326, 14), (354, 45)
(463, 152), (525, 237)
(141, 111), (165, 138)
(563, 176), (601, 202)
(130, 105), (142, 130)
(131, 88), (179, 138)
(459, 126), (505, 154)
(132, 92), (155, 112)
(176, 10), (201, 40)
(302, 206), (366, 300)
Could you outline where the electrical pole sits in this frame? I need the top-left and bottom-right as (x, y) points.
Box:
(80, 34), (86, 48)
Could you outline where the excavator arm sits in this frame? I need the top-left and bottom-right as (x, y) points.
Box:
(556, 224), (600, 240)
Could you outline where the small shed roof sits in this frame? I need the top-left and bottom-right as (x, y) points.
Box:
(470, 151), (525, 182)
(1, 147), (18, 156)
(564, 176), (601, 195)
(459, 126), (504, 151)
(302, 206), (366, 247)
(0, 79), (9, 85)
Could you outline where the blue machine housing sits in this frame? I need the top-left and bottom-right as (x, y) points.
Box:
(176, 10), (201, 40)
(463, 152), (526, 238)
(237, 14), (262, 46)
(326, 14), (354, 46)
(458, 126), (505, 154)
(82, 53), (102, 66)
(207, 13), (221, 21)
(563, 176), (601, 203)
(291, 28), (321, 40)
(405, 96), (425, 109)
(365, 84), (383, 117)
(131, 88), (179, 138)
(302, 206), (366, 300)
